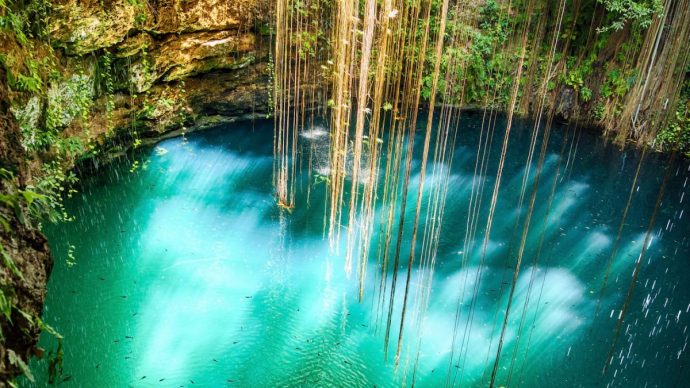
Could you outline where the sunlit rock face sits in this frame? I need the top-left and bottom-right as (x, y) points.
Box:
(48, 0), (152, 55)
(127, 31), (259, 92)
(153, 0), (265, 33)
(48, 0), (269, 54)
(26, 114), (690, 387)
(38, 0), (272, 143)
(156, 32), (257, 82)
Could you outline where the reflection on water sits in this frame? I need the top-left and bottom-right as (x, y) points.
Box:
(25, 114), (690, 387)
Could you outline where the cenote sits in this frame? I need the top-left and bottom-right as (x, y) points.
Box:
(21, 113), (690, 387)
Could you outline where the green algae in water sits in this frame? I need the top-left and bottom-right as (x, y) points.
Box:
(24, 114), (690, 387)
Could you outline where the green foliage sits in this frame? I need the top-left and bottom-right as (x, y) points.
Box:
(130, 44), (155, 93)
(597, 71), (628, 119)
(0, 3), (28, 45)
(564, 70), (584, 89)
(126, 0), (148, 26)
(0, 204), (65, 380)
(597, 0), (663, 32)
(129, 160), (140, 173)
(259, 22), (274, 36)
(656, 77), (690, 156)
(51, 71), (93, 126)
(0, 0), (52, 43)
(18, 71), (93, 152)
(8, 349), (34, 382)
(313, 173), (330, 186)
(15, 309), (64, 384)
(601, 68), (635, 99)
(295, 30), (319, 60)
(26, 160), (78, 224)
(66, 244), (76, 267)
(6, 58), (43, 93)
(0, 168), (64, 369)
(562, 57), (596, 102)
(580, 86), (593, 102)
(0, 0), (60, 97)
(0, 283), (15, 323)
(136, 96), (175, 120)
(448, 0), (512, 105)
(0, 148), (79, 232)
(95, 51), (116, 133)
(593, 103), (606, 120)
(1, 243), (25, 281)
(422, 73), (435, 100)
(0, 168), (55, 228)
(14, 72), (42, 93)
(47, 338), (64, 384)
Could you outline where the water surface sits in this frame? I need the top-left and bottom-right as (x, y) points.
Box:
(26, 114), (690, 387)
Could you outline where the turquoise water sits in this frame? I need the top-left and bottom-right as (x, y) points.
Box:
(25, 113), (690, 387)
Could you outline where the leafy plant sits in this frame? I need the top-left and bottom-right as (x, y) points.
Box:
(95, 51), (116, 133)
(0, 244), (24, 281)
(8, 59), (43, 93)
(126, 0), (148, 26)
(447, 0), (512, 105)
(8, 350), (34, 383)
(25, 160), (78, 224)
(580, 86), (593, 102)
(597, 0), (663, 33)
(594, 103), (606, 120)
(656, 78), (690, 156)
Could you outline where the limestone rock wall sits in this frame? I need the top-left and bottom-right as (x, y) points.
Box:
(0, 67), (52, 385)
(9, 0), (272, 161)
